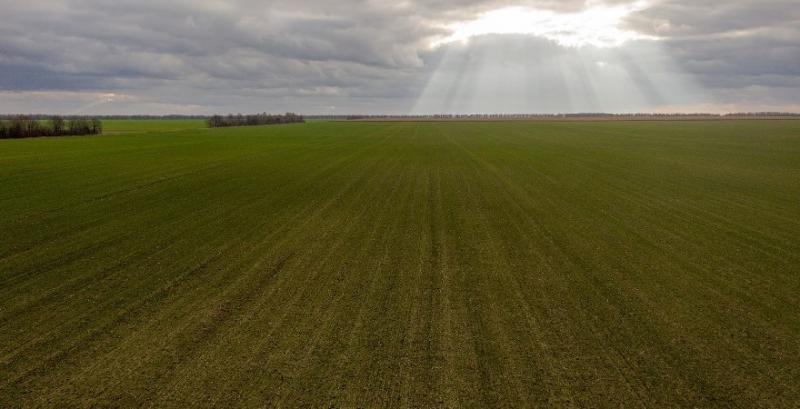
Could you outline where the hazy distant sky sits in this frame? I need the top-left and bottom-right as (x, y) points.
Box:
(0, 0), (798, 114)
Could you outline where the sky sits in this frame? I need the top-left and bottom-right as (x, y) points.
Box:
(0, 0), (798, 115)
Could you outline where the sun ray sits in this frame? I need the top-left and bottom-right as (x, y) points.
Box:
(433, 1), (654, 49)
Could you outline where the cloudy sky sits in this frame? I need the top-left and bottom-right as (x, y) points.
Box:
(0, 0), (798, 114)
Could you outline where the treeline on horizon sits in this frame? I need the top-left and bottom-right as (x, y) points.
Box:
(0, 116), (102, 139)
(3, 112), (797, 121)
(207, 113), (305, 128)
(0, 114), (208, 120)
(316, 112), (800, 120)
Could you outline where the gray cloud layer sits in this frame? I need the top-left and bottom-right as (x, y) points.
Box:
(0, 0), (797, 114)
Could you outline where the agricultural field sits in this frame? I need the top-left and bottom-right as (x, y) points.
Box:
(1, 120), (799, 407)
(101, 119), (207, 135)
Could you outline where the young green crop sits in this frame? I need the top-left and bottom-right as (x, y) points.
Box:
(1, 120), (799, 407)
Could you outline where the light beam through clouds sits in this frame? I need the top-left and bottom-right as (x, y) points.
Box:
(434, 1), (655, 49)
(414, 1), (708, 115)
(0, 0), (797, 114)
(71, 93), (121, 114)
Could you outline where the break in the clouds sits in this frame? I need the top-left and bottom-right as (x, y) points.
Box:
(0, 0), (798, 114)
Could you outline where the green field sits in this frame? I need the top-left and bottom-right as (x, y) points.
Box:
(1, 120), (799, 407)
(102, 119), (207, 135)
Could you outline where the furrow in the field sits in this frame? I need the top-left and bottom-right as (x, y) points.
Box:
(0, 140), (232, 216)
(0, 131), (368, 284)
(30, 128), (403, 405)
(144, 145), (407, 406)
(551, 155), (800, 321)
(450, 123), (799, 406)
(0, 127), (400, 402)
(460, 129), (666, 406)
(394, 163), (439, 407)
(425, 157), (459, 407)
(263, 140), (418, 406)
(512, 143), (799, 310)
(482, 124), (800, 318)
(442, 126), (709, 405)
(494, 123), (800, 262)
(0, 125), (396, 302)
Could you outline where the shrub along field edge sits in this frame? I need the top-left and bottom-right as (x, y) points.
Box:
(0, 116), (102, 139)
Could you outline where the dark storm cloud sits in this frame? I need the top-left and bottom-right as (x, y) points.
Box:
(0, 0), (797, 113)
(622, 0), (800, 109)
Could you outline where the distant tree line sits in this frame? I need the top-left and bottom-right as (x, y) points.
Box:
(207, 113), (305, 128)
(0, 116), (102, 139)
(305, 112), (800, 121)
(723, 112), (800, 117)
(0, 114), (211, 120)
(83, 115), (209, 120)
